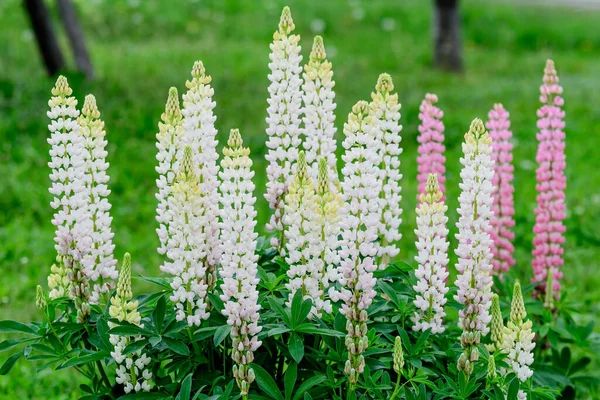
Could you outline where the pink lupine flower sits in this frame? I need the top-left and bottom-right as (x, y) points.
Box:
(532, 60), (566, 296)
(417, 94), (446, 200)
(486, 104), (515, 274)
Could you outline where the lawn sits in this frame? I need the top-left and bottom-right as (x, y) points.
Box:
(1, 0), (599, 397)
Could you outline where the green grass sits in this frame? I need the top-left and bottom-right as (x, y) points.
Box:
(1, 0), (599, 397)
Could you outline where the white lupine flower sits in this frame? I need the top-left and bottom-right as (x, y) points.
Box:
(161, 147), (210, 326)
(78, 95), (118, 304)
(370, 74), (402, 268)
(109, 254), (152, 393)
(265, 6), (303, 251)
(219, 130), (262, 396)
(332, 101), (382, 386)
(501, 282), (535, 394)
(454, 118), (495, 375)
(47, 76), (92, 321)
(181, 61), (220, 291)
(155, 87), (183, 256)
(411, 174), (449, 334)
(302, 36), (337, 185)
(284, 152), (325, 317)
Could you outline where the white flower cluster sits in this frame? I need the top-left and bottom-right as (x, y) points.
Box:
(265, 6), (303, 250)
(454, 118), (495, 375)
(370, 74), (402, 268)
(412, 173), (449, 334)
(109, 254), (152, 393)
(302, 36), (337, 185)
(218, 129), (262, 396)
(333, 101), (382, 386)
(78, 95), (118, 303)
(155, 87), (183, 256)
(160, 146), (210, 326)
(284, 152), (326, 317)
(501, 282), (535, 396)
(181, 61), (220, 292)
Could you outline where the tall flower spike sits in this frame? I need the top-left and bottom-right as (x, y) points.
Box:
(370, 73), (403, 268)
(160, 146), (210, 326)
(302, 36), (338, 185)
(181, 61), (220, 292)
(417, 93), (446, 200)
(109, 254), (152, 393)
(284, 151), (325, 317)
(47, 76), (92, 322)
(501, 282), (536, 394)
(454, 118), (495, 376)
(219, 129), (262, 397)
(393, 336), (404, 374)
(488, 293), (504, 352)
(79, 94), (118, 303)
(532, 59), (566, 297)
(332, 101), (382, 388)
(265, 6), (303, 251)
(156, 87), (184, 257)
(486, 103), (515, 274)
(411, 173), (449, 334)
(36, 285), (47, 310)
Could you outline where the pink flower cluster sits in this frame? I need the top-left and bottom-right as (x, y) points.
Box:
(532, 60), (566, 295)
(486, 104), (515, 274)
(417, 93), (446, 199)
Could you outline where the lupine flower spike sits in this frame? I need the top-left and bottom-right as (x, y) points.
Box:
(501, 282), (535, 398)
(109, 253), (152, 393)
(488, 293), (504, 353)
(486, 355), (497, 389)
(417, 93), (446, 200)
(181, 61), (220, 293)
(370, 73), (403, 268)
(79, 94), (118, 303)
(486, 104), (515, 274)
(331, 101), (382, 388)
(455, 118), (495, 376)
(36, 285), (46, 310)
(284, 152), (325, 317)
(160, 146), (210, 326)
(219, 129), (262, 397)
(302, 36), (338, 185)
(393, 336), (404, 374)
(412, 173), (449, 333)
(532, 59), (566, 297)
(265, 6), (303, 251)
(155, 87), (183, 256)
(47, 76), (92, 322)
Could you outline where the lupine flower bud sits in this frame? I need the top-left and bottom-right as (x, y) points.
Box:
(487, 354), (497, 383)
(486, 104), (515, 274)
(532, 59), (566, 297)
(265, 6), (303, 251)
(454, 118), (495, 375)
(501, 282), (536, 387)
(369, 74), (403, 268)
(36, 285), (47, 310)
(412, 173), (449, 334)
(417, 94), (446, 200)
(544, 272), (554, 310)
(303, 36), (337, 186)
(393, 336), (404, 374)
(219, 129), (262, 397)
(48, 263), (70, 299)
(117, 253), (132, 301)
(489, 294), (504, 352)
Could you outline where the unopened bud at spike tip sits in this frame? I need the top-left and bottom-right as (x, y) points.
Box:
(310, 36), (326, 62)
(510, 281), (526, 324)
(352, 100), (369, 115)
(117, 253), (133, 301)
(317, 158), (329, 195)
(376, 73), (394, 93)
(487, 355), (497, 381)
(490, 293), (503, 350)
(51, 75), (73, 97)
(296, 151), (308, 182)
(165, 87), (182, 120)
(393, 336), (405, 374)
(191, 60), (205, 79)
(82, 94), (100, 119)
(227, 128), (243, 149)
(36, 285), (46, 309)
(544, 272), (555, 309)
(279, 6), (295, 35)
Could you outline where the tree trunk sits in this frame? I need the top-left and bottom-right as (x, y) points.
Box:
(57, 0), (94, 79)
(433, 0), (463, 72)
(23, 0), (65, 76)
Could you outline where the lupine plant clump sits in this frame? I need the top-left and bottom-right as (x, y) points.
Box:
(2, 6), (599, 400)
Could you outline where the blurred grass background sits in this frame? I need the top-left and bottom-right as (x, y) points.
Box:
(0, 0), (599, 397)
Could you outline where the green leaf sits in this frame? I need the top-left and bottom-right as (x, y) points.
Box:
(117, 393), (171, 399)
(108, 324), (152, 337)
(267, 297), (292, 327)
(267, 326), (291, 337)
(252, 364), (284, 400)
(0, 351), (23, 375)
(191, 326), (217, 342)
(288, 333), (304, 364)
(133, 276), (172, 289)
(292, 375), (326, 400)
(57, 352), (109, 370)
(507, 377), (519, 400)
(284, 362), (297, 400)
(0, 337), (35, 352)
(0, 320), (38, 335)
(213, 325), (230, 347)
(153, 295), (167, 333)
(176, 373), (193, 400)
(123, 339), (149, 355)
(294, 324), (344, 337)
(290, 290), (308, 328)
(163, 337), (190, 356)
